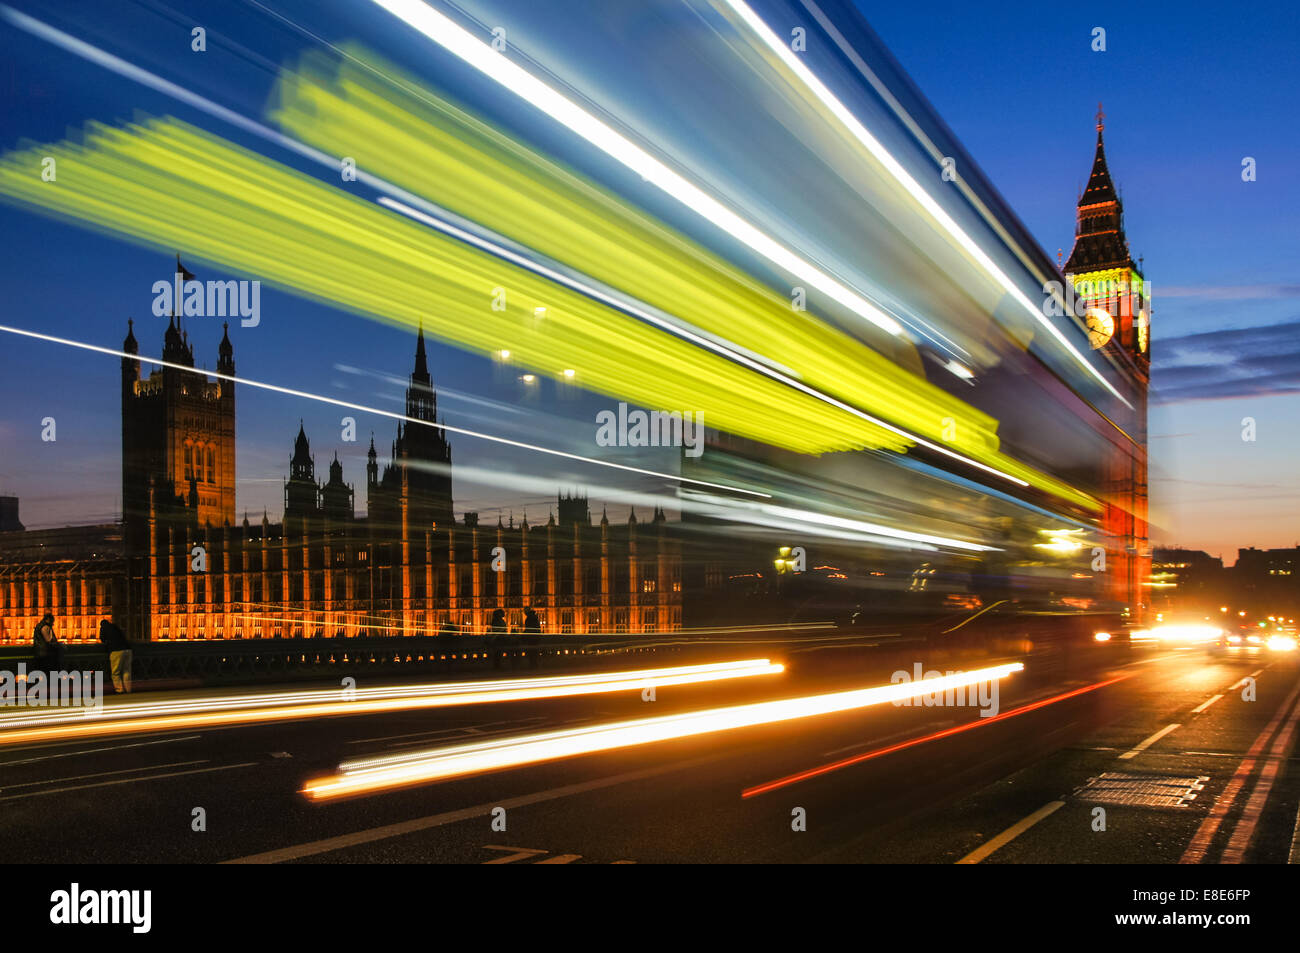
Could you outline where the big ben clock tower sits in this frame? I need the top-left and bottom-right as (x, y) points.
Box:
(1064, 105), (1151, 622)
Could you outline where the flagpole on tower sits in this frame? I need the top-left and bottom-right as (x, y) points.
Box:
(174, 252), (196, 332)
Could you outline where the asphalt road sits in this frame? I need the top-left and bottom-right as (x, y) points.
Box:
(3, 636), (1298, 865)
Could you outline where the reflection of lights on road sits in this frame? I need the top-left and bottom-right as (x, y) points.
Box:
(0, 659), (782, 747)
(302, 662), (1024, 800)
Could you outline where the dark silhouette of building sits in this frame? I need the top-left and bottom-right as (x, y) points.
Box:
(0, 281), (679, 642)
(1233, 547), (1300, 617)
(1150, 547), (1226, 614)
(0, 497), (22, 533)
(121, 312), (236, 534)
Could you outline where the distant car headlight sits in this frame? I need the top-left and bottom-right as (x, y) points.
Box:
(1247, 635), (1262, 644)
(1093, 631), (1111, 642)
(1267, 635), (1297, 652)
(1227, 635), (1243, 644)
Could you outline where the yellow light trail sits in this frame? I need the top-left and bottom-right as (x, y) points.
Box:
(0, 7), (1105, 515)
(0, 6), (1089, 504)
(272, 48), (1005, 464)
(0, 659), (783, 747)
(0, 119), (915, 457)
(0, 116), (1099, 508)
(303, 662), (1023, 799)
(271, 48), (1099, 500)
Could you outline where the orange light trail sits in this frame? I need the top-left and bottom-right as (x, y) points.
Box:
(302, 663), (1024, 800)
(740, 672), (1131, 798)
(0, 659), (782, 747)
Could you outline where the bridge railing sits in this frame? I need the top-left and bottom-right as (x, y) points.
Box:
(0, 631), (703, 687)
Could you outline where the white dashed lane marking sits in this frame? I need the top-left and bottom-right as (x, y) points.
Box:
(1118, 723), (1180, 760)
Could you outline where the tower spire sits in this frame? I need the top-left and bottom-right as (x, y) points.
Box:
(412, 321), (430, 384)
(1064, 109), (1131, 274)
(217, 320), (234, 375)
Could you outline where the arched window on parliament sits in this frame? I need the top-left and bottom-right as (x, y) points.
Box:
(206, 445), (215, 484)
(183, 441), (193, 482)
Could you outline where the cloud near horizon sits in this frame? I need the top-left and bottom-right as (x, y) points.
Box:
(1151, 319), (1300, 404)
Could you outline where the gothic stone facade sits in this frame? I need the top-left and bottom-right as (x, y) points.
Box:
(0, 314), (681, 642)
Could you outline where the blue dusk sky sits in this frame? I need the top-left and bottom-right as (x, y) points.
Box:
(0, 0), (1296, 563)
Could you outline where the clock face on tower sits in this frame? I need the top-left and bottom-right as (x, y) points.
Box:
(1086, 307), (1115, 349)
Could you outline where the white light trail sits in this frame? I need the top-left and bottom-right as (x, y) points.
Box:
(369, 0), (905, 338)
(381, 198), (1030, 489)
(305, 662), (1024, 798)
(757, 502), (996, 551)
(0, 659), (784, 744)
(720, 0), (1129, 407)
(0, 323), (769, 499)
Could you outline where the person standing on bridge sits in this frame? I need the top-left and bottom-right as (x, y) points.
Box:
(522, 606), (542, 668)
(98, 618), (133, 694)
(32, 612), (62, 678)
